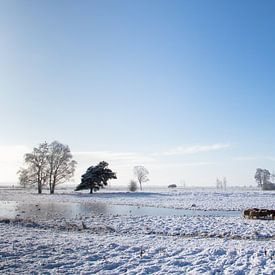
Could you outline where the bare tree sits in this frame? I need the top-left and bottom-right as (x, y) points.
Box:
(255, 168), (270, 187)
(134, 166), (149, 191)
(18, 141), (77, 194)
(47, 141), (77, 194)
(20, 142), (49, 193)
(255, 168), (262, 186)
(262, 169), (270, 184)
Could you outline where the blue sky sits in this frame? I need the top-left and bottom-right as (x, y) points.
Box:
(0, 0), (275, 186)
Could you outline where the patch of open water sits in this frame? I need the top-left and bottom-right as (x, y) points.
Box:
(0, 201), (240, 220)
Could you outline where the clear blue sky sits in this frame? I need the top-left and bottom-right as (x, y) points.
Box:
(0, 0), (275, 186)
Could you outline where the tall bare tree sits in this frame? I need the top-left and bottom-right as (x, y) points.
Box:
(133, 166), (149, 191)
(255, 168), (270, 187)
(18, 141), (77, 194)
(18, 142), (49, 193)
(47, 141), (77, 194)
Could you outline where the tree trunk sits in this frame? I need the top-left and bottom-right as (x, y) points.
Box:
(50, 181), (55, 194)
(37, 173), (42, 194)
(38, 184), (42, 194)
(90, 188), (93, 194)
(139, 181), (142, 191)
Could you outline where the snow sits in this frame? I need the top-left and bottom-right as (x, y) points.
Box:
(1, 187), (274, 211)
(0, 188), (274, 274)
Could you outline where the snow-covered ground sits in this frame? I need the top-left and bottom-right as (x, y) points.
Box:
(1, 223), (274, 274)
(0, 188), (274, 274)
(1, 187), (275, 210)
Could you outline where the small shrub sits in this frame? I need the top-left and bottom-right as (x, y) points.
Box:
(129, 180), (138, 192)
(168, 184), (177, 188)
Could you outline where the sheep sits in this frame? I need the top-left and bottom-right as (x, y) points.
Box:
(247, 208), (274, 220)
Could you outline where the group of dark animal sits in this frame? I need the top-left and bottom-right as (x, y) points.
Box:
(243, 208), (275, 220)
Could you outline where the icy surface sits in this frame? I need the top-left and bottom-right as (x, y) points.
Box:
(0, 188), (274, 274)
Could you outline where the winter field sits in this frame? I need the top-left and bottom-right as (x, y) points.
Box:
(0, 187), (274, 274)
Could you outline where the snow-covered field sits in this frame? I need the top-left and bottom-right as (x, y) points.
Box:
(1, 187), (274, 211)
(0, 187), (274, 274)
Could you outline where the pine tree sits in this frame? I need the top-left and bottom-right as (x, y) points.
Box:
(75, 161), (116, 193)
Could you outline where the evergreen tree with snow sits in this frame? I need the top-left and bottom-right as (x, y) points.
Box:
(75, 161), (116, 193)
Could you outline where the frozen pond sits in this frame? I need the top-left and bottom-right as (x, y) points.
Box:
(0, 201), (240, 220)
